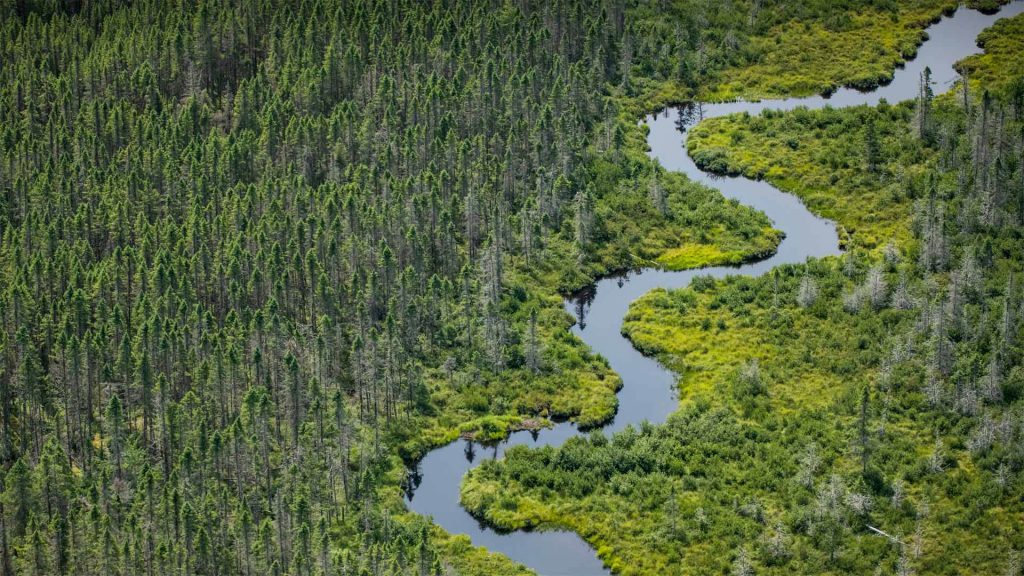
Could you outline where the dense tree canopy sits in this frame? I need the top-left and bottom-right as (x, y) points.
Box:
(0, 0), (802, 573)
(3, 0), (1018, 574)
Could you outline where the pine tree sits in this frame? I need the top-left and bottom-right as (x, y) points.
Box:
(649, 168), (668, 216)
(525, 309), (542, 374)
(573, 185), (593, 262)
(916, 66), (934, 141)
(797, 274), (819, 308)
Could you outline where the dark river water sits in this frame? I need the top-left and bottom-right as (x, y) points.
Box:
(404, 3), (1024, 574)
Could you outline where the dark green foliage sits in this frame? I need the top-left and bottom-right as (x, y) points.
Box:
(0, 0), (641, 572)
(0, 0), (824, 572)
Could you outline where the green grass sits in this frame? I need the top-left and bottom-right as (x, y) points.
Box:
(655, 228), (782, 269)
(623, 277), (855, 414)
(688, 102), (928, 250)
(702, 1), (957, 101)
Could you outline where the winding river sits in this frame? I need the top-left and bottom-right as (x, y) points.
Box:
(405, 4), (1024, 574)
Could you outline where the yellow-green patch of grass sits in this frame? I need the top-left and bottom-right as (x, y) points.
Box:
(622, 286), (843, 414)
(426, 415), (552, 447)
(655, 226), (782, 270)
(460, 474), (559, 531)
(703, 2), (958, 101)
(687, 105), (925, 251)
(434, 529), (535, 576)
(460, 472), (667, 574)
(656, 243), (734, 269)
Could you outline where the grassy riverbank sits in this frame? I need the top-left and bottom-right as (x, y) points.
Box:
(704, 2), (956, 100)
(688, 102), (923, 250)
(698, 0), (1012, 101)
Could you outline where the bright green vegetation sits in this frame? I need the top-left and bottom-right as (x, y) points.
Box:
(464, 69), (1024, 576)
(655, 233), (780, 270)
(957, 13), (1024, 93)
(689, 103), (928, 250)
(699, 0), (1013, 101)
(703, 1), (958, 101)
(624, 270), (863, 414)
(618, 0), (1006, 106)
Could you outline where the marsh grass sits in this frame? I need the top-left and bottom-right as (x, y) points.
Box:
(688, 103), (926, 250)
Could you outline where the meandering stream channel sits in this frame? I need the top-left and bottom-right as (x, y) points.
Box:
(405, 4), (1024, 574)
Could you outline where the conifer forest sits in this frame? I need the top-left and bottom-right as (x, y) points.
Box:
(2, 1), (1024, 575)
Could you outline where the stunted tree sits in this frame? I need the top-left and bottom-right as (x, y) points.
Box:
(525, 309), (542, 374)
(763, 521), (791, 564)
(574, 185), (594, 262)
(1005, 550), (1021, 576)
(734, 359), (766, 401)
(649, 168), (668, 216)
(663, 486), (681, 539)
(797, 274), (819, 308)
(930, 307), (954, 378)
(918, 194), (948, 272)
(892, 273), (915, 310)
(811, 475), (849, 563)
(956, 249), (983, 301)
(865, 265), (887, 310)
(796, 443), (821, 489)
(1000, 274), (1017, 352)
(858, 385), (871, 475)
(480, 239), (506, 373)
(928, 436), (946, 474)
(731, 546), (754, 576)
(983, 352), (1003, 404)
